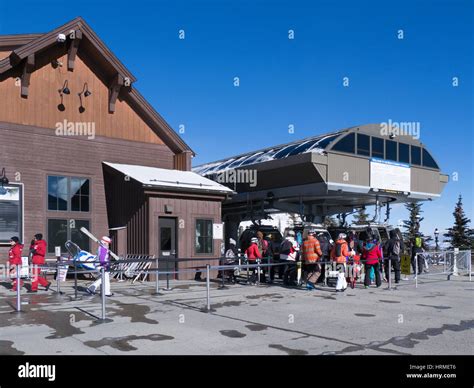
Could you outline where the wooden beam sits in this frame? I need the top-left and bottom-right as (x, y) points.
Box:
(20, 54), (35, 98)
(109, 73), (124, 113)
(67, 29), (82, 71)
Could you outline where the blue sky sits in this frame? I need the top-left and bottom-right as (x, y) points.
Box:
(0, 0), (472, 238)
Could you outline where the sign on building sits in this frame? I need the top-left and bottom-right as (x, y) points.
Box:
(370, 158), (410, 192)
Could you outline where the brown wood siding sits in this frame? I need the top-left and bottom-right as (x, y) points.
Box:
(0, 122), (174, 260)
(173, 151), (192, 171)
(0, 52), (164, 145)
(0, 50), (11, 60)
(149, 196), (222, 280)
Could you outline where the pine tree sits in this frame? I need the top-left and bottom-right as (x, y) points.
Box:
(444, 195), (472, 250)
(353, 207), (370, 225)
(402, 202), (424, 250)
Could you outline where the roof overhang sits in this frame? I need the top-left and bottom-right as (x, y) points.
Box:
(104, 162), (234, 197)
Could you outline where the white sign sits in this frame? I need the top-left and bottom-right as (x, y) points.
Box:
(20, 257), (29, 278)
(57, 265), (68, 282)
(213, 223), (223, 240)
(370, 158), (410, 192)
(55, 246), (62, 257)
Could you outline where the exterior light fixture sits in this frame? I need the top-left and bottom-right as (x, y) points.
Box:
(59, 80), (70, 95)
(79, 82), (91, 97)
(0, 168), (9, 187)
(78, 83), (91, 113)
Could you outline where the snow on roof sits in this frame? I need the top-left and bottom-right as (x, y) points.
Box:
(104, 162), (234, 195)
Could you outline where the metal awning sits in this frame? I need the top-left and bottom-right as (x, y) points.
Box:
(103, 162), (234, 195)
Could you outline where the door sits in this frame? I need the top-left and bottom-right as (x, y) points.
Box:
(159, 217), (177, 279)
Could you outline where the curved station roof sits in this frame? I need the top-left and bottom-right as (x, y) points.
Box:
(193, 124), (448, 221)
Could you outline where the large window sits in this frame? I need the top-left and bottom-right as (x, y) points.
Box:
(385, 140), (397, 161)
(0, 184), (22, 244)
(48, 219), (90, 253)
(195, 219), (213, 254)
(411, 146), (421, 166)
(331, 133), (355, 154)
(357, 134), (370, 156)
(399, 143), (410, 164)
(422, 148), (439, 169)
(371, 137), (384, 159)
(48, 176), (90, 212)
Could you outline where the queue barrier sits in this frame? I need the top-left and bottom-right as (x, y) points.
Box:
(9, 251), (471, 318)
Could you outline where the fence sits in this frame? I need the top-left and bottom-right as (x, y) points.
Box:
(414, 250), (472, 288)
(5, 250), (472, 320)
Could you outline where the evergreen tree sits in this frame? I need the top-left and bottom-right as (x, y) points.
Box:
(353, 207), (370, 225)
(402, 202), (424, 250)
(444, 195), (472, 250)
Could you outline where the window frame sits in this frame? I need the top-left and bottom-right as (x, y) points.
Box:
(0, 183), (24, 245)
(194, 218), (214, 255)
(330, 133), (356, 154)
(411, 145), (422, 166)
(356, 133), (371, 156)
(371, 137), (385, 159)
(47, 218), (90, 254)
(47, 175), (91, 213)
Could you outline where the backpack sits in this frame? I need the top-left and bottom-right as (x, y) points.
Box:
(335, 242), (342, 257)
(280, 240), (292, 255)
(392, 241), (400, 256)
(415, 237), (423, 248)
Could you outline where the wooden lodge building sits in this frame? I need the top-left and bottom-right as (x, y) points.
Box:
(0, 17), (232, 278)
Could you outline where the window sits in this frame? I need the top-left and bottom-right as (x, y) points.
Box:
(48, 219), (90, 253)
(357, 134), (370, 156)
(71, 178), (90, 212)
(372, 137), (384, 159)
(314, 134), (338, 149)
(0, 184), (22, 244)
(386, 140), (397, 161)
(195, 219), (213, 254)
(48, 176), (68, 211)
(422, 149), (439, 169)
(48, 176), (90, 212)
(331, 133), (355, 154)
(399, 143), (409, 164)
(411, 146), (421, 166)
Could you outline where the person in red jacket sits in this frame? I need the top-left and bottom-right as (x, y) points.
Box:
(245, 237), (262, 284)
(29, 234), (51, 293)
(8, 236), (24, 291)
(362, 236), (382, 288)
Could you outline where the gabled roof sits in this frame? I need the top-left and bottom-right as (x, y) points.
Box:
(0, 17), (194, 155)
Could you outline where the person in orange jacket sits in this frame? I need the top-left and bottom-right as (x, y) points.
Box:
(331, 233), (353, 273)
(29, 234), (51, 293)
(8, 236), (24, 291)
(302, 230), (323, 290)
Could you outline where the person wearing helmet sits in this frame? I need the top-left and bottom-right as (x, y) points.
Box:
(362, 235), (382, 288)
(245, 236), (262, 284)
(302, 230), (323, 290)
(280, 230), (300, 286)
(87, 236), (113, 296)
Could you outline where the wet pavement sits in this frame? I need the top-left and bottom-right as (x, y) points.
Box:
(0, 275), (472, 355)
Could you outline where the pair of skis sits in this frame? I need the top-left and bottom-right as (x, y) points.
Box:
(79, 227), (120, 261)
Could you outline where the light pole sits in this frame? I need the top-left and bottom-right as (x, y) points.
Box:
(434, 228), (439, 252)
